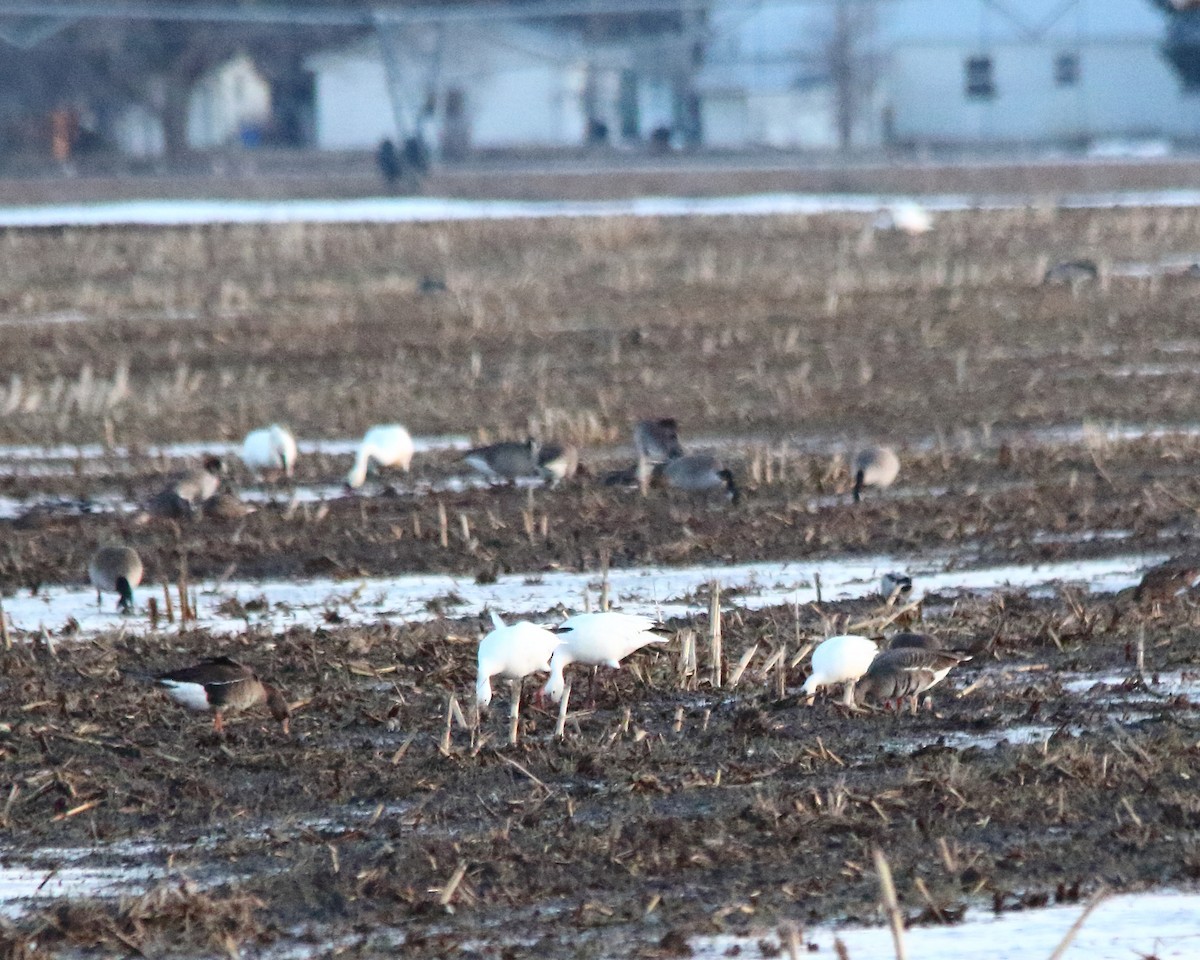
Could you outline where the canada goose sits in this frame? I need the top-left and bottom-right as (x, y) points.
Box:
(634, 418), (684, 462)
(652, 455), (739, 505)
(241, 424), (298, 478)
(542, 612), (671, 702)
(537, 443), (579, 487)
(801, 634), (879, 706)
(476, 615), (563, 707)
(463, 439), (540, 484)
(167, 455), (224, 505)
(345, 424), (414, 489)
(155, 656), (290, 733)
(880, 572), (913, 603)
(854, 647), (972, 713)
(852, 446), (900, 502)
(88, 545), (144, 614)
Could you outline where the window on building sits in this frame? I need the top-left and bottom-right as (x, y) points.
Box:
(1054, 52), (1080, 87)
(965, 56), (995, 99)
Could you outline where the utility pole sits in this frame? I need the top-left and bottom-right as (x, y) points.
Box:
(831, 0), (853, 153)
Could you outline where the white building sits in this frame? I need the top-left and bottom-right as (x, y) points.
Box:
(304, 23), (677, 154)
(701, 0), (1196, 149)
(883, 0), (1197, 146)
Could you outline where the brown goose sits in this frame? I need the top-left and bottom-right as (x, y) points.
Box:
(166, 455), (225, 505)
(1133, 562), (1198, 606)
(887, 631), (939, 651)
(201, 491), (255, 521)
(156, 657), (290, 733)
(854, 647), (971, 713)
(88, 545), (144, 614)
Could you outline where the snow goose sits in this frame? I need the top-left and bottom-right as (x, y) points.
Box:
(345, 424), (414, 489)
(476, 614), (563, 708)
(652, 454), (739, 505)
(634, 418), (684, 462)
(156, 656), (290, 733)
(463, 439), (540, 484)
(852, 446), (900, 502)
(541, 612), (671, 702)
(874, 202), (933, 235)
(801, 634), (879, 706)
(88, 545), (143, 614)
(241, 424), (298, 478)
(854, 647), (971, 713)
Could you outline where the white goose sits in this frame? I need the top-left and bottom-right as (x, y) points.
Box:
(346, 424), (414, 489)
(241, 424), (298, 478)
(801, 634), (879, 706)
(476, 613), (563, 708)
(542, 612), (671, 702)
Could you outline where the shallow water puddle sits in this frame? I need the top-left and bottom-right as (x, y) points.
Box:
(690, 890), (1200, 960)
(0, 552), (1167, 641)
(0, 864), (155, 919)
(0, 434), (470, 463)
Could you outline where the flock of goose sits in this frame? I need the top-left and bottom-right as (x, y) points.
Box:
(73, 416), (913, 732)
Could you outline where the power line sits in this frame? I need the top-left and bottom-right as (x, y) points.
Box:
(0, 0), (892, 29)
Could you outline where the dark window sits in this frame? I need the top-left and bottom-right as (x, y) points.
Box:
(965, 56), (995, 99)
(1055, 52), (1080, 87)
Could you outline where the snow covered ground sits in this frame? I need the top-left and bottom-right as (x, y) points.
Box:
(2, 189), (1200, 229)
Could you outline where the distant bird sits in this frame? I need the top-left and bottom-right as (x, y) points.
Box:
(155, 656), (290, 733)
(874, 202), (933, 235)
(377, 138), (402, 188)
(476, 615), (563, 707)
(601, 462), (641, 487)
(1043, 259), (1098, 287)
(463, 439), (540, 484)
(852, 446), (900, 502)
(881, 572), (913, 603)
(537, 443), (579, 487)
(201, 491), (254, 521)
(801, 634), (878, 706)
(345, 424), (414, 489)
(1132, 562), (1199, 612)
(241, 424), (298, 479)
(88, 545), (144, 614)
(143, 489), (195, 520)
(165, 455), (224, 505)
(651, 454), (739, 505)
(634, 418), (684, 462)
(542, 612), (671, 702)
(854, 647), (972, 713)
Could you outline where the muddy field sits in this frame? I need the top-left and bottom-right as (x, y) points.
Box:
(2, 200), (1200, 957)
